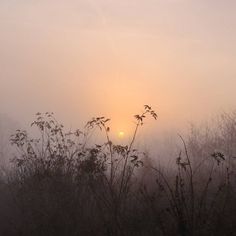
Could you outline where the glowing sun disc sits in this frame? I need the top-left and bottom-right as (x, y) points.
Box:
(118, 131), (125, 138)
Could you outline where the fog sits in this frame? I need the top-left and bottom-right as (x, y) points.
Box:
(1, 2), (236, 235)
(1, 0), (236, 148)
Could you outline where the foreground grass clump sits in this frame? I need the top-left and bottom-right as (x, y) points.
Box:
(0, 106), (236, 236)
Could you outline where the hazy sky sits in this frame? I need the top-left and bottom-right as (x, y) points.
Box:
(1, 0), (236, 138)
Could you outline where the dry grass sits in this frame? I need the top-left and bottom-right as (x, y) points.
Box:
(0, 107), (236, 236)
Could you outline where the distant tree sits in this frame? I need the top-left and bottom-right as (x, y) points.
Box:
(0, 113), (18, 165)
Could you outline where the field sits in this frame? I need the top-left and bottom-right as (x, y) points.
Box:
(0, 106), (236, 236)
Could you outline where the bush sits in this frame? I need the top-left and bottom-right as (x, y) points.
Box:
(0, 107), (236, 236)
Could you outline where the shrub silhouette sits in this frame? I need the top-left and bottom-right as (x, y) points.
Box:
(0, 106), (235, 236)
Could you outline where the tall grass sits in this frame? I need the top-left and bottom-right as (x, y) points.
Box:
(0, 106), (236, 236)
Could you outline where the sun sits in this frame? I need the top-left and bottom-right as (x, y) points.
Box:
(118, 131), (125, 138)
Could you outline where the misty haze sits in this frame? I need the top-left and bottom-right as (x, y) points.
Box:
(1, 1), (236, 236)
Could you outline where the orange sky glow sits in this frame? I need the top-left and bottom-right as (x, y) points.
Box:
(1, 0), (236, 141)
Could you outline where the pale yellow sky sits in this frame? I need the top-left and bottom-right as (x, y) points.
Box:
(0, 0), (236, 138)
